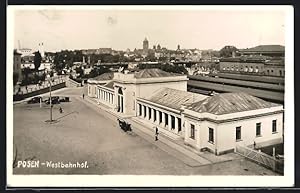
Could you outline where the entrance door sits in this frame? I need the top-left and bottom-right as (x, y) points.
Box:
(117, 88), (124, 113)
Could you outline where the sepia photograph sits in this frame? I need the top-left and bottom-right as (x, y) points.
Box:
(7, 5), (294, 187)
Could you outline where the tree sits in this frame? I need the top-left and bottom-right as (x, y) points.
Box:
(219, 46), (238, 58)
(34, 51), (42, 71)
(75, 67), (84, 77)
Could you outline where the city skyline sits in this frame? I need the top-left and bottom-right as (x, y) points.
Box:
(13, 6), (286, 52)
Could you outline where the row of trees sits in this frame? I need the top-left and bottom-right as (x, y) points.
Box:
(138, 63), (188, 74)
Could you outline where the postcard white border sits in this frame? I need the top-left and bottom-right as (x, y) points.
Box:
(7, 5), (294, 187)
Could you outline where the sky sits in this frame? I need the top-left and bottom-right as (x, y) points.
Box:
(12, 6), (286, 52)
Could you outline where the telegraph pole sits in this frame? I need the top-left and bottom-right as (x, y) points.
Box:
(49, 79), (52, 122)
(47, 74), (53, 122)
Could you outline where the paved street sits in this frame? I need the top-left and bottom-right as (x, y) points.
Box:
(13, 87), (279, 175)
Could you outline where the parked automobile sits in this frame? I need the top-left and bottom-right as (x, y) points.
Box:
(59, 96), (70, 102)
(27, 96), (43, 104)
(45, 96), (60, 105)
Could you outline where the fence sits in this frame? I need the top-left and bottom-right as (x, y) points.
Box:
(13, 81), (66, 101)
(236, 144), (284, 174)
(67, 77), (82, 87)
(15, 79), (65, 95)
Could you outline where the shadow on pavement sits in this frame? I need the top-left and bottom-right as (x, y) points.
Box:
(56, 111), (79, 121)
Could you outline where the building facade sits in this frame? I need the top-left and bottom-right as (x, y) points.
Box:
(220, 61), (265, 74)
(87, 68), (284, 155)
(13, 50), (22, 81)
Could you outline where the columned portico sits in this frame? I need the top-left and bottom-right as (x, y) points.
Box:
(136, 101), (183, 138)
(96, 86), (115, 108)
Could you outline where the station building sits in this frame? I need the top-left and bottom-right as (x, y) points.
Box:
(87, 68), (284, 155)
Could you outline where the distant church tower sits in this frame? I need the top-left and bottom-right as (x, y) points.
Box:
(143, 38), (149, 54)
(38, 42), (45, 58)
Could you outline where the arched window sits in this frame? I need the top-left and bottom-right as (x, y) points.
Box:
(118, 87), (123, 95)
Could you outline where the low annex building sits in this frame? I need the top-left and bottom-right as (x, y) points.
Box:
(87, 68), (284, 155)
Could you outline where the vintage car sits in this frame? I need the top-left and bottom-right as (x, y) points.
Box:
(27, 96), (43, 104)
(59, 96), (70, 102)
(45, 96), (60, 105)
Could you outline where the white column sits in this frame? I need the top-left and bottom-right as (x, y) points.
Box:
(184, 120), (189, 141)
(162, 112), (165, 127)
(168, 114), (172, 130)
(156, 110), (160, 124)
(141, 105), (145, 118)
(151, 108), (155, 122)
(175, 117), (179, 132)
(137, 103), (140, 116)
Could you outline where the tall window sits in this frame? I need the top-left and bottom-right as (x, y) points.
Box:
(190, 124), (195, 139)
(209, 128), (214, 143)
(236, 126), (241, 141)
(256, 123), (261, 136)
(153, 109), (157, 122)
(272, 120), (277, 133)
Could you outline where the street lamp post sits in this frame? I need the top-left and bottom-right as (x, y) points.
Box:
(47, 75), (53, 122)
(49, 79), (52, 122)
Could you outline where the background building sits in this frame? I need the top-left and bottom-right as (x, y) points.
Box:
(13, 50), (22, 81)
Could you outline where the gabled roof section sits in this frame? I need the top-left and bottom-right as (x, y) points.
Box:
(134, 68), (182, 79)
(186, 92), (280, 115)
(90, 72), (114, 81)
(103, 81), (114, 89)
(142, 88), (208, 111)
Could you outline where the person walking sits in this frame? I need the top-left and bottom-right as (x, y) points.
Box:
(155, 127), (159, 141)
(59, 106), (63, 114)
(82, 93), (85, 99)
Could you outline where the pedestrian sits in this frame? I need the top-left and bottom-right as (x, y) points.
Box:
(155, 127), (159, 141)
(82, 93), (85, 99)
(59, 106), (63, 114)
(253, 141), (256, 149)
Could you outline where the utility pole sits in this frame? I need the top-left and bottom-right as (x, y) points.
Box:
(50, 79), (52, 122)
(47, 75), (53, 122)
